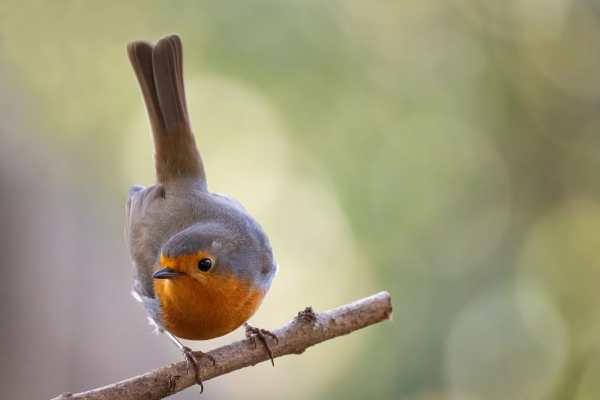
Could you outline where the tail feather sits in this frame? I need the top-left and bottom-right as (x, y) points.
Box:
(127, 40), (166, 137)
(153, 34), (189, 129)
(127, 34), (206, 188)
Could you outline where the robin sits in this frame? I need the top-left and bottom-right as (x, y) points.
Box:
(125, 33), (278, 393)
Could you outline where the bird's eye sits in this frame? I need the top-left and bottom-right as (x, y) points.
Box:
(198, 258), (212, 272)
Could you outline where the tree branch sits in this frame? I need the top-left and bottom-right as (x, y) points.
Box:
(52, 291), (393, 400)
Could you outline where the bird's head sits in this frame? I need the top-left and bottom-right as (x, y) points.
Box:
(153, 220), (277, 293)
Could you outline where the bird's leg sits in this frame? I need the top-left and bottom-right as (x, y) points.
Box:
(162, 330), (216, 394)
(243, 322), (278, 366)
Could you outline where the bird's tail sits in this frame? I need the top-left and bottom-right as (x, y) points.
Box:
(127, 34), (206, 188)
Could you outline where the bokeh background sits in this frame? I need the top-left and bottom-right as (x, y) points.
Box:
(1, 1), (599, 399)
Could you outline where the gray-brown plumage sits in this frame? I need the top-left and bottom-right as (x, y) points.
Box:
(127, 34), (206, 187)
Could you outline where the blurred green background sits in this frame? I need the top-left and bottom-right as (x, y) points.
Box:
(1, 1), (599, 399)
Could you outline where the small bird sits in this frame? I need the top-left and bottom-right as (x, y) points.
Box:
(125, 33), (278, 393)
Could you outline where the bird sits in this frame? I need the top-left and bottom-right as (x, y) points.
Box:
(124, 33), (278, 393)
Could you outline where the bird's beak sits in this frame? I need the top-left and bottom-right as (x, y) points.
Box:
(152, 267), (184, 279)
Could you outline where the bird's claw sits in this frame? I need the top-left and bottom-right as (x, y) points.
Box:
(244, 322), (278, 366)
(181, 346), (215, 394)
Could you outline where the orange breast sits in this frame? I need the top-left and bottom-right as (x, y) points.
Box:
(154, 272), (266, 340)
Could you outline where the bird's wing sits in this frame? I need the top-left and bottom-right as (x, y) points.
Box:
(125, 184), (164, 298)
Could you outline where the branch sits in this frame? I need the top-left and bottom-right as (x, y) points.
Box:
(52, 291), (393, 400)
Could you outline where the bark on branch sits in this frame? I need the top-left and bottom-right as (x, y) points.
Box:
(52, 291), (393, 400)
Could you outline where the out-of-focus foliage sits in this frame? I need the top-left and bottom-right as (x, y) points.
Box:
(0, 1), (599, 399)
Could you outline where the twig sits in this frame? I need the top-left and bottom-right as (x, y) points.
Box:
(52, 291), (393, 400)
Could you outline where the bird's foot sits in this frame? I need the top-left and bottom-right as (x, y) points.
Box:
(181, 346), (216, 394)
(244, 322), (278, 366)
